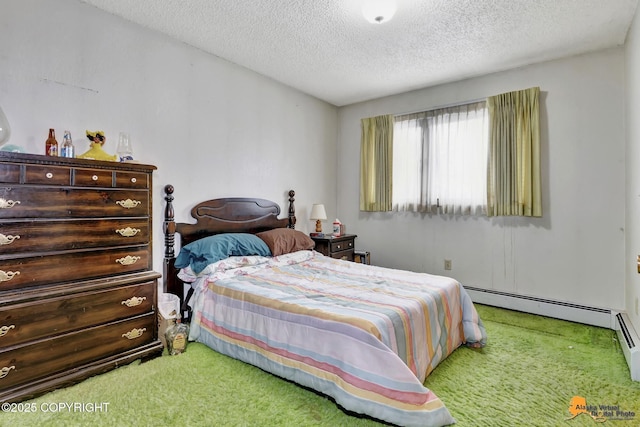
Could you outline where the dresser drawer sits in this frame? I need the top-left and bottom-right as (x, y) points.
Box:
(0, 164), (20, 184)
(0, 187), (149, 219)
(0, 313), (155, 391)
(0, 218), (149, 253)
(331, 249), (354, 261)
(0, 246), (151, 292)
(0, 281), (155, 348)
(330, 239), (354, 253)
(116, 171), (149, 189)
(73, 168), (113, 187)
(24, 165), (72, 185)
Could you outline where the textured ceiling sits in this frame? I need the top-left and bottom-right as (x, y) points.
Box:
(79, 0), (638, 106)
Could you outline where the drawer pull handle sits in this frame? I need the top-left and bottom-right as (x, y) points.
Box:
(46, 172), (53, 179)
(0, 199), (20, 209)
(92, 175), (98, 181)
(0, 234), (20, 245)
(336, 244), (341, 249)
(116, 255), (141, 266)
(0, 366), (15, 379)
(116, 199), (142, 209)
(122, 296), (146, 307)
(131, 177), (137, 183)
(0, 325), (15, 337)
(116, 227), (141, 237)
(122, 328), (146, 340)
(0, 270), (20, 282)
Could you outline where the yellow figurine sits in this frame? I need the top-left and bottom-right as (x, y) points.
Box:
(77, 130), (118, 161)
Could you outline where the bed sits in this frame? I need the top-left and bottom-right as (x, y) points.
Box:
(162, 186), (486, 427)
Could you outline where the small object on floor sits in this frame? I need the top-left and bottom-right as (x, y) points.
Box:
(354, 250), (370, 265)
(165, 319), (189, 355)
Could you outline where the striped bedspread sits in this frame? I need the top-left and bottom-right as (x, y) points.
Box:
(182, 250), (486, 427)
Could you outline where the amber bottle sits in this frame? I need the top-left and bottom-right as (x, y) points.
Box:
(45, 128), (58, 156)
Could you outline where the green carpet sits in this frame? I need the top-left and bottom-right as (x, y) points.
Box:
(2, 305), (639, 427)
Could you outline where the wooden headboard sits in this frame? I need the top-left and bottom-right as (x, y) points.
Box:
(162, 185), (296, 315)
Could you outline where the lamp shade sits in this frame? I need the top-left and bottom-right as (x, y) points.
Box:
(310, 204), (327, 220)
(362, 0), (397, 24)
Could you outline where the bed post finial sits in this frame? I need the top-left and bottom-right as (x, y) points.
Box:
(288, 190), (296, 229)
(164, 185), (176, 259)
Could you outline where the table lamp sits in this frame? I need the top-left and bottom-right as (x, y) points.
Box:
(310, 204), (327, 233)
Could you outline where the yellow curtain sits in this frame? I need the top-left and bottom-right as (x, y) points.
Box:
(360, 115), (394, 211)
(487, 87), (542, 217)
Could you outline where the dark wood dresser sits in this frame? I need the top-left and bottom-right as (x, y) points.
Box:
(0, 152), (163, 403)
(311, 234), (357, 261)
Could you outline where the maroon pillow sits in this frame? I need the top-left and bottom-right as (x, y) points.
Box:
(256, 228), (315, 256)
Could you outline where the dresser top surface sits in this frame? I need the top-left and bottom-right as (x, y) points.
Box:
(311, 234), (357, 242)
(0, 152), (156, 172)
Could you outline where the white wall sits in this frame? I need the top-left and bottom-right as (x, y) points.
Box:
(1, 1), (631, 319)
(337, 48), (626, 312)
(0, 0), (338, 286)
(626, 6), (640, 334)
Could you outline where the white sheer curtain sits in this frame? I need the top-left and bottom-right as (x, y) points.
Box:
(393, 101), (489, 214)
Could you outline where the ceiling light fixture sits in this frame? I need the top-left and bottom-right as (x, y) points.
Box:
(362, 0), (397, 24)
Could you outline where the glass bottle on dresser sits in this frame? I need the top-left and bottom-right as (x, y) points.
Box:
(45, 128), (58, 156)
(116, 132), (133, 162)
(60, 130), (75, 158)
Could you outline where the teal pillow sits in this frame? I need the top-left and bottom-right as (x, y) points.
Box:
(175, 233), (271, 274)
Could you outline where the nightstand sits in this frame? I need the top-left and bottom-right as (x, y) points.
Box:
(311, 234), (357, 261)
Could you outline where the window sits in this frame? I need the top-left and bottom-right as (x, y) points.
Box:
(360, 88), (540, 217)
(392, 101), (488, 215)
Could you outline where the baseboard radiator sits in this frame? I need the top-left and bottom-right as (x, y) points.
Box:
(464, 286), (612, 327)
(615, 312), (640, 381)
(465, 286), (639, 382)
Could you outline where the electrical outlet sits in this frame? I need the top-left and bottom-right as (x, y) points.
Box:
(444, 259), (452, 270)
